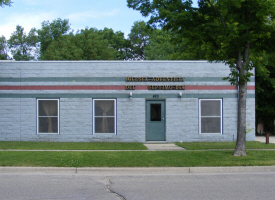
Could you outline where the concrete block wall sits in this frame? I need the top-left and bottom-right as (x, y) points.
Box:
(0, 98), (21, 141)
(246, 98), (256, 141)
(0, 61), (255, 142)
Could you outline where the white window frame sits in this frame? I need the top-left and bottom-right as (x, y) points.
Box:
(93, 99), (116, 134)
(37, 99), (59, 134)
(199, 99), (222, 134)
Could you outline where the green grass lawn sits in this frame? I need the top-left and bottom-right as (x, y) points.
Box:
(1, 141), (275, 167)
(1, 141), (273, 150)
(175, 141), (275, 150)
(0, 141), (147, 150)
(0, 150), (275, 167)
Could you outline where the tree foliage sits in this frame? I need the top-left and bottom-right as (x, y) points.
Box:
(127, 21), (203, 60)
(144, 29), (206, 60)
(8, 25), (38, 60)
(128, 21), (150, 60)
(42, 28), (117, 60)
(127, 0), (275, 156)
(37, 18), (71, 58)
(98, 28), (131, 60)
(0, 0), (12, 7)
(0, 35), (9, 60)
(255, 52), (275, 134)
(144, 28), (175, 60)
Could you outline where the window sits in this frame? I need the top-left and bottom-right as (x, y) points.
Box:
(37, 99), (59, 134)
(199, 99), (222, 134)
(93, 99), (116, 134)
(151, 104), (161, 121)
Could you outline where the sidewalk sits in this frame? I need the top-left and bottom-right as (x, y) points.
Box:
(255, 136), (275, 144)
(0, 138), (274, 152)
(144, 143), (185, 151)
(1, 166), (275, 175)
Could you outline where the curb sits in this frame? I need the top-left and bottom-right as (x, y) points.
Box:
(1, 166), (275, 175)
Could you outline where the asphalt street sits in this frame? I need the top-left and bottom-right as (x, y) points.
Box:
(1, 168), (275, 200)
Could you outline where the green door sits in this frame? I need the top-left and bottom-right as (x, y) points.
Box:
(146, 100), (165, 141)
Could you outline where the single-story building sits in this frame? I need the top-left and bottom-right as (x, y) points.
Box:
(0, 61), (255, 142)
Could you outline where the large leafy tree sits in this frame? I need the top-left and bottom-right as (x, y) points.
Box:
(144, 28), (205, 60)
(144, 28), (175, 60)
(37, 18), (71, 59)
(127, 20), (205, 60)
(128, 21), (150, 60)
(0, 0), (12, 7)
(255, 52), (275, 135)
(0, 36), (9, 60)
(98, 28), (131, 60)
(127, 0), (275, 156)
(8, 25), (38, 60)
(42, 28), (117, 60)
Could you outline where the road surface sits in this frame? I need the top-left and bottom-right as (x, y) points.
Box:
(0, 168), (274, 200)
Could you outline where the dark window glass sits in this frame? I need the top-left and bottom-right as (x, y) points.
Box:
(94, 100), (114, 116)
(201, 100), (221, 116)
(151, 104), (161, 121)
(38, 117), (58, 133)
(38, 100), (59, 133)
(94, 117), (115, 133)
(200, 99), (222, 134)
(94, 100), (116, 133)
(201, 118), (221, 133)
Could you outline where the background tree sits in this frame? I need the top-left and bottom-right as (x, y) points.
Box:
(0, 36), (9, 60)
(98, 28), (130, 60)
(0, 0), (12, 7)
(127, 0), (275, 156)
(128, 21), (150, 60)
(42, 28), (116, 60)
(255, 52), (275, 135)
(8, 25), (38, 60)
(169, 38), (206, 60)
(37, 18), (71, 59)
(144, 29), (175, 60)
(144, 29), (206, 60)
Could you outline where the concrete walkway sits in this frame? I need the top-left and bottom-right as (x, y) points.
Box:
(1, 166), (275, 174)
(143, 137), (275, 151)
(143, 143), (185, 151)
(255, 136), (275, 144)
(0, 143), (185, 152)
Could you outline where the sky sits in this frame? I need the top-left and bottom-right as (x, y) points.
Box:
(0, 0), (150, 39)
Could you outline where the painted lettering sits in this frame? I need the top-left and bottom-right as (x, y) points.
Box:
(126, 85), (135, 90)
(127, 77), (184, 82)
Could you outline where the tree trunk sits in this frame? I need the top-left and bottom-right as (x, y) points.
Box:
(233, 50), (248, 156)
(233, 80), (247, 156)
(233, 48), (249, 156)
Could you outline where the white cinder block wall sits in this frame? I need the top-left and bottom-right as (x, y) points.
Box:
(0, 61), (255, 142)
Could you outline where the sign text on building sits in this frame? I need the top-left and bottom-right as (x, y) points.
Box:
(125, 85), (185, 90)
(126, 77), (184, 82)
(148, 85), (185, 90)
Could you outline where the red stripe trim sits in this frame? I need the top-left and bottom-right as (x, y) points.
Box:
(0, 86), (126, 90)
(247, 86), (255, 90)
(135, 85), (148, 90)
(0, 85), (255, 90)
(185, 85), (238, 90)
